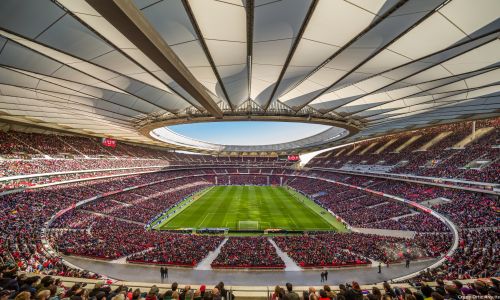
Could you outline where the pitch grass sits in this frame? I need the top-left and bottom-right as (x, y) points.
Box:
(159, 185), (346, 232)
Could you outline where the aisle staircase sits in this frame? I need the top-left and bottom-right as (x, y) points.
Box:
(419, 131), (452, 151)
(374, 139), (395, 154)
(268, 238), (302, 271)
(359, 142), (378, 155)
(394, 135), (420, 152)
(194, 238), (228, 270)
(453, 127), (494, 148)
(346, 145), (361, 156)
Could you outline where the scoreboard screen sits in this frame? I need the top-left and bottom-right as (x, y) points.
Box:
(287, 154), (300, 162)
(102, 138), (117, 148)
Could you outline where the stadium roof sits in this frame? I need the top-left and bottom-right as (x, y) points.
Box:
(0, 0), (499, 153)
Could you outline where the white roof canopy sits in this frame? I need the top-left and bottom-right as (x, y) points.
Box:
(0, 0), (498, 151)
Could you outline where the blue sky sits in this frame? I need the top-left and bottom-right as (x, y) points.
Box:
(169, 121), (330, 145)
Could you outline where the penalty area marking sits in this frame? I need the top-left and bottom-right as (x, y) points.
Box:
(197, 212), (220, 228)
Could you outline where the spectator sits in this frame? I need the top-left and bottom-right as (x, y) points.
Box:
(345, 282), (363, 300)
(285, 283), (299, 300)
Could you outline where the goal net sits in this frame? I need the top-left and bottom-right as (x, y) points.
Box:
(238, 220), (259, 230)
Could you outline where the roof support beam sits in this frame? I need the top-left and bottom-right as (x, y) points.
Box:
(85, 0), (223, 118)
(293, 0), (449, 112)
(326, 30), (500, 115)
(0, 30), (180, 115)
(366, 83), (500, 123)
(262, 0), (318, 111)
(181, 0), (234, 112)
(246, 0), (254, 105)
(277, 0), (408, 109)
(0, 64), (151, 118)
(365, 99), (500, 132)
(347, 65), (500, 118)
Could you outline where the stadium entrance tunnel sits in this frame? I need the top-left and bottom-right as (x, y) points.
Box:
(147, 120), (352, 153)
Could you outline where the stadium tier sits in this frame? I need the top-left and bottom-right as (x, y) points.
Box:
(1, 120), (498, 283)
(308, 119), (499, 184)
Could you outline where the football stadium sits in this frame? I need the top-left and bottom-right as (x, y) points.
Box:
(0, 0), (499, 299)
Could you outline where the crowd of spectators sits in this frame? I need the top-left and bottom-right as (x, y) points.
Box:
(336, 202), (411, 226)
(0, 130), (293, 162)
(279, 280), (500, 300)
(273, 233), (450, 267)
(0, 141), (495, 281)
(0, 159), (169, 177)
(123, 184), (208, 212)
(127, 234), (224, 266)
(0, 131), (179, 159)
(434, 194), (498, 228)
(1, 273), (500, 300)
(211, 237), (285, 269)
(76, 177), (211, 223)
(49, 214), (225, 266)
(272, 234), (370, 268)
(364, 214), (450, 233)
(0, 130), (294, 192)
(1, 271), (499, 300)
(410, 229), (499, 281)
(288, 177), (414, 228)
(228, 175), (268, 185)
(355, 179), (499, 229)
(81, 199), (157, 223)
(0, 166), (165, 192)
(0, 185), (100, 277)
(295, 170), (499, 230)
(49, 211), (98, 230)
(0, 164), (473, 273)
(49, 217), (152, 259)
(308, 118), (499, 183)
(0, 171), (215, 275)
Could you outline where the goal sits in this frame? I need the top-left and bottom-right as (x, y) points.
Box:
(238, 220), (259, 230)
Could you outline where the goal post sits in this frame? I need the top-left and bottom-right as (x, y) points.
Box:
(238, 220), (259, 230)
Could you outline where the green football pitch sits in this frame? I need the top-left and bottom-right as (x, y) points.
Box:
(158, 185), (346, 232)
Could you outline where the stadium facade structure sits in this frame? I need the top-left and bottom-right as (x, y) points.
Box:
(0, 1), (499, 287)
